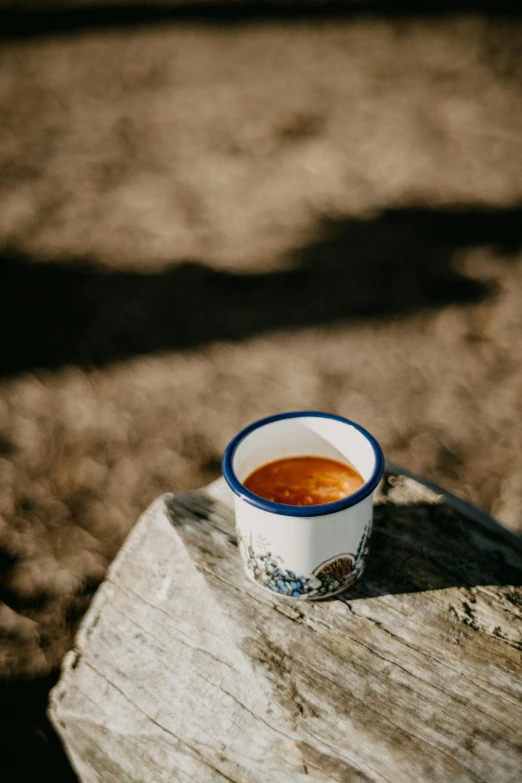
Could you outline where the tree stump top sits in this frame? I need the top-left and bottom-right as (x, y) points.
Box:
(50, 468), (522, 783)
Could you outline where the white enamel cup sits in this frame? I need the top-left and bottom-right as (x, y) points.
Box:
(222, 412), (384, 599)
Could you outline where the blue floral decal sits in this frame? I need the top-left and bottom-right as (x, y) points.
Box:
(240, 522), (371, 598)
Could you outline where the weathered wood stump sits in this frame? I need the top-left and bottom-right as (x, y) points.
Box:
(49, 468), (522, 783)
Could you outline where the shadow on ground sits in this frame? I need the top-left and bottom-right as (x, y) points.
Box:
(1, 1), (521, 43)
(0, 672), (79, 783)
(2, 205), (522, 377)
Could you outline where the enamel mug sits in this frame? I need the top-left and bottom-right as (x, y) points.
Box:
(222, 411), (384, 599)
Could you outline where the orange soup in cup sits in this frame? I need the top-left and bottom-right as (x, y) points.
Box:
(243, 456), (364, 507)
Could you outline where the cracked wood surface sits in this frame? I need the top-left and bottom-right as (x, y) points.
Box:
(49, 472), (522, 782)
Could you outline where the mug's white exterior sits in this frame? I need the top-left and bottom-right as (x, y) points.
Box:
(224, 413), (382, 600)
(234, 493), (373, 598)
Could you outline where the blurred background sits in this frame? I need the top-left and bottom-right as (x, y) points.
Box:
(1, 1), (521, 780)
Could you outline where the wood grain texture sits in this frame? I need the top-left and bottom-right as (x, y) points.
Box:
(49, 472), (522, 782)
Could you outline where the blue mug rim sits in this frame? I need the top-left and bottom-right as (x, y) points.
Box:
(222, 411), (384, 517)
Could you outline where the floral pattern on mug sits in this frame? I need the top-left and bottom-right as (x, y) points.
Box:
(239, 522), (371, 599)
